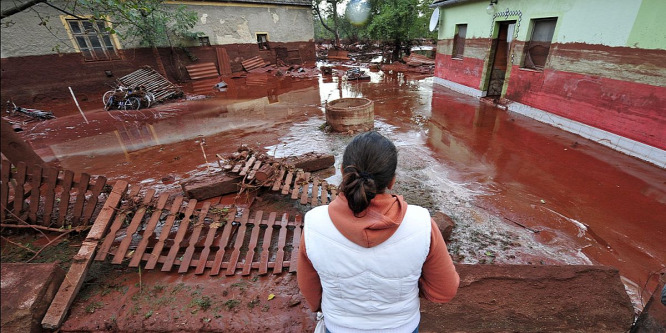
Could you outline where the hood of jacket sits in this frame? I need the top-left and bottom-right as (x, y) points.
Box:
(327, 193), (408, 248)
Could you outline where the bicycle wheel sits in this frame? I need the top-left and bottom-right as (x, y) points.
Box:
(102, 91), (114, 108)
(124, 97), (142, 110)
(104, 96), (116, 111)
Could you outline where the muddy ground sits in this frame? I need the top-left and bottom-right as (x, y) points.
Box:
(2, 61), (665, 330)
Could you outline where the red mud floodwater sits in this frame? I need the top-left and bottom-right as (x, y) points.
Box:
(15, 67), (666, 311)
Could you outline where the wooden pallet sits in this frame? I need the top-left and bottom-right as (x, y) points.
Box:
(225, 155), (337, 206)
(118, 66), (183, 103)
(0, 160), (107, 227)
(241, 56), (269, 71)
(95, 191), (302, 275)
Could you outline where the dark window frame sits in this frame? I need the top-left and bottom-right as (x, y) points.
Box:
(522, 17), (557, 70)
(257, 33), (269, 50)
(452, 24), (467, 59)
(67, 19), (120, 61)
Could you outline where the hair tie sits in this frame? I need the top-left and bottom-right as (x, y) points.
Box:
(359, 171), (372, 180)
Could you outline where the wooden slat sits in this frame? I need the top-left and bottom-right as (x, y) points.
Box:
(129, 193), (169, 267)
(145, 196), (184, 270)
(112, 189), (156, 264)
(272, 168), (286, 191)
(28, 165), (42, 223)
(239, 156), (256, 176)
(41, 180), (129, 329)
(291, 171), (304, 200)
(0, 160), (10, 221)
(225, 209), (251, 275)
(258, 212), (277, 275)
(81, 176), (107, 226)
(209, 208), (239, 276)
(281, 171), (294, 195)
(289, 214), (303, 273)
(57, 170), (74, 227)
(13, 162), (27, 218)
(273, 213), (289, 274)
(162, 199), (197, 271)
(95, 186), (141, 261)
(300, 173), (311, 204)
(310, 178), (320, 206)
(70, 173), (90, 226)
(247, 160), (262, 180)
(178, 202), (211, 273)
(42, 167), (59, 226)
(231, 161), (244, 174)
(194, 210), (222, 274)
(242, 211), (263, 275)
(320, 181), (329, 205)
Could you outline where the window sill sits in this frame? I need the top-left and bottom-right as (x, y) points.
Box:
(451, 57), (464, 61)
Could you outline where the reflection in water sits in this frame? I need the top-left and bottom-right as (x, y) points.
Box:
(428, 84), (666, 308)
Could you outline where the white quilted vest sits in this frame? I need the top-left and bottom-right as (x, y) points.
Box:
(304, 205), (432, 333)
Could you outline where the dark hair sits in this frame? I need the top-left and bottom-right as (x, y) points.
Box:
(339, 131), (397, 216)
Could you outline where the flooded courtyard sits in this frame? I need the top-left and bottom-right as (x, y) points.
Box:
(16, 65), (666, 311)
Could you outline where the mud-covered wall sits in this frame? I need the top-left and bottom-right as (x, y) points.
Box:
(0, 1), (315, 105)
(186, 2), (314, 45)
(432, 0), (666, 163)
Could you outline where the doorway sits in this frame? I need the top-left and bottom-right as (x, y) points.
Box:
(485, 21), (515, 98)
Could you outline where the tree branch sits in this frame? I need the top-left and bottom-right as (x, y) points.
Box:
(1, 0), (47, 19)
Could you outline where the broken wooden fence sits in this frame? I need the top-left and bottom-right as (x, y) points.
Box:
(0, 160), (108, 228)
(94, 189), (302, 276)
(118, 66), (183, 103)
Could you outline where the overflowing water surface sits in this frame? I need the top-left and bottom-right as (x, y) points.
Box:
(20, 67), (666, 310)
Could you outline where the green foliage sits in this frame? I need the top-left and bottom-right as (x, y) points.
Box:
(68, 0), (199, 47)
(313, 0), (436, 54)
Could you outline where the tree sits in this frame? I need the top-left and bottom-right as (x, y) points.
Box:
(312, 0), (342, 47)
(366, 0), (434, 62)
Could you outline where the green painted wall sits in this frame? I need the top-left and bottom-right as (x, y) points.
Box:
(627, 0), (666, 49)
(436, 0), (664, 49)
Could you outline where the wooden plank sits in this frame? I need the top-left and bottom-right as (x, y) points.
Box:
(42, 180), (129, 329)
(28, 165), (42, 223)
(13, 162), (27, 218)
(239, 156), (256, 176)
(272, 168), (286, 191)
(281, 171), (294, 195)
(70, 173), (90, 226)
(57, 170), (74, 227)
(41, 241), (97, 329)
(194, 209), (222, 274)
(320, 181), (329, 205)
(162, 199), (198, 271)
(95, 186), (141, 261)
(178, 202), (211, 273)
(0, 160), (10, 221)
(225, 209), (251, 275)
(111, 189), (156, 264)
(300, 173), (311, 204)
(242, 211), (263, 275)
(145, 196), (184, 270)
(231, 162), (244, 174)
(310, 178), (320, 206)
(80, 176), (107, 226)
(42, 167), (59, 226)
(85, 180), (129, 241)
(273, 213), (289, 274)
(289, 215), (303, 273)
(247, 160), (262, 180)
(291, 171), (304, 200)
(209, 208), (239, 276)
(129, 193), (169, 267)
(258, 212), (277, 275)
